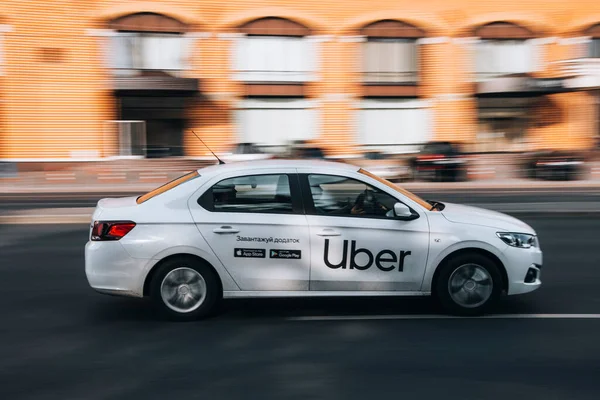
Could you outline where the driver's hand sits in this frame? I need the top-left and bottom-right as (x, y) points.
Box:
(351, 205), (365, 215)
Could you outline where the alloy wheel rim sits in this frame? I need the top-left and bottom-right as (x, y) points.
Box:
(160, 267), (207, 313)
(448, 263), (493, 308)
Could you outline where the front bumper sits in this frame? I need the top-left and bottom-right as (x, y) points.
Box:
(85, 241), (150, 298)
(502, 245), (543, 295)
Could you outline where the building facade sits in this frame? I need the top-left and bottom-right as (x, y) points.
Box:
(1, 0), (600, 160)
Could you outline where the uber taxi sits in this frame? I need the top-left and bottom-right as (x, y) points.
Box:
(85, 160), (542, 320)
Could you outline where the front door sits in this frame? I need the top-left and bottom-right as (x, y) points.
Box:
(189, 170), (310, 291)
(299, 172), (430, 292)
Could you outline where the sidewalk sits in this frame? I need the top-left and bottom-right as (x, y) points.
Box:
(2, 157), (600, 193)
(4, 176), (600, 194)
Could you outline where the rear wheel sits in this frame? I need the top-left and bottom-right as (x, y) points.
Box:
(150, 257), (221, 321)
(435, 253), (503, 316)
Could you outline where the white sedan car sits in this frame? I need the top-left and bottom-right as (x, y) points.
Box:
(85, 160), (542, 320)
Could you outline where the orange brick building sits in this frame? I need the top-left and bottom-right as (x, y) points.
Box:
(1, 0), (600, 160)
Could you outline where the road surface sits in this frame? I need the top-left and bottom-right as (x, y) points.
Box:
(1, 215), (600, 399)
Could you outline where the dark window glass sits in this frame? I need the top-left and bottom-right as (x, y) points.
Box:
(590, 39), (600, 58)
(235, 143), (263, 154)
(308, 174), (398, 218)
(422, 142), (455, 155)
(211, 174), (292, 213)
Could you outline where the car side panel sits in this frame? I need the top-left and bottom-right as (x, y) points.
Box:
(118, 224), (240, 292)
(90, 174), (240, 292)
(420, 213), (510, 292)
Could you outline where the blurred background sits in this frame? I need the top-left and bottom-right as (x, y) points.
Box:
(2, 2), (600, 400)
(1, 0), (600, 187)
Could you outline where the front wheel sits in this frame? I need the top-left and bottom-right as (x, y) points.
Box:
(435, 253), (503, 316)
(149, 257), (221, 321)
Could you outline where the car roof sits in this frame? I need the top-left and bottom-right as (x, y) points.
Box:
(196, 159), (359, 176)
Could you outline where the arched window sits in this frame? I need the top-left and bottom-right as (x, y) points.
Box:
(234, 17), (315, 83)
(475, 21), (534, 39)
(239, 17), (311, 37)
(475, 22), (537, 80)
(360, 20), (425, 84)
(109, 13), (188, 74)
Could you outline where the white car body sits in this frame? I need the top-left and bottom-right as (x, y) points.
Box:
(219, 153), (273, 163)
(85, 160), (542, 315)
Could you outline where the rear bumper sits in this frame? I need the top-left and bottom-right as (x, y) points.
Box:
(85, 241), (149, 298)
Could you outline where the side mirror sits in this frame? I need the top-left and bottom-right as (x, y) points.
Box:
(393, 202), (415, 220)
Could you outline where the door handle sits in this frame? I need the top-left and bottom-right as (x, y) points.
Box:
(317, 229), (341, 237)
(213, 226), (240, 234)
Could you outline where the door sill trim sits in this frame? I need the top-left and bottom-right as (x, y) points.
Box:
(223, 290), (429, 299)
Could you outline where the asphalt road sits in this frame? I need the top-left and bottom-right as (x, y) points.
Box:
(2, 189), (600, 210)
(1, 215), (600, 399)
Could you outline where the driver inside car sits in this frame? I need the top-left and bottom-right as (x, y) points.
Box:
(350, 189), (391, 217)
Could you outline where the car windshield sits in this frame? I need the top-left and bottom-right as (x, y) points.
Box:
(358, 168), (434, 211)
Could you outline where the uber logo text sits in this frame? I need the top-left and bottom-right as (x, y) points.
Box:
(323, 239), (411, 272)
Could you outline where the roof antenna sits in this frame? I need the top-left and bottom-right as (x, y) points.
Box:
(192, 130), (225, 165)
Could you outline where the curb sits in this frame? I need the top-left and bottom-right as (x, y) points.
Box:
(0, 207), (94, 225)
(0, 215), (92, 224)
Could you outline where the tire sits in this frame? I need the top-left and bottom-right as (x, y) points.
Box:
(435, 253), (503, 316)
(149, 256), (221, 321)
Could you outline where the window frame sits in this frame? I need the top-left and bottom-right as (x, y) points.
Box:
(197, 173), (304, 215)
(112, 31), (185, 73)
(363, 38), (419, 84)
(298, 173), (420, 221)
(475, 38), (534, 80)
(234, 35), (316, 83)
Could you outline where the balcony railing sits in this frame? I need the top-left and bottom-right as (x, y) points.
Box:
(113, 68), (186, 78)
(556, 58), (600, 89)
(233, 70), (316, 83)
(474, 71), (533, 82)
(557, 58), (600, 76)
(363, 71), (419, 84)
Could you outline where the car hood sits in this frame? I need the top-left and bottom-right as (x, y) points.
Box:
(440, 202), (535, 233)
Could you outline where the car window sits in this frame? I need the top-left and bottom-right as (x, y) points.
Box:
(358, 169), (432, 210)
(209, 174), (293, 213)
(136, 171), (200, 204)
(307, 174), (400, 219)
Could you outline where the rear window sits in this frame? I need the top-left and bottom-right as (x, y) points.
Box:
(136, 171), (200, 204)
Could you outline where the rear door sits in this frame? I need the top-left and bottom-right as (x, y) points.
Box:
(188, 169), (310, 291)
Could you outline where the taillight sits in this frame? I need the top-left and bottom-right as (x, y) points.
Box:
(91, 221), (136, 241)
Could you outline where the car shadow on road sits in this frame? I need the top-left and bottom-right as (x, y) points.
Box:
(218, 296), (440, 319)
(86, 293), (543, 323)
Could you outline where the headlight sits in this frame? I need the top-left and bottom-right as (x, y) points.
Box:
(496, 232), (538, 248)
